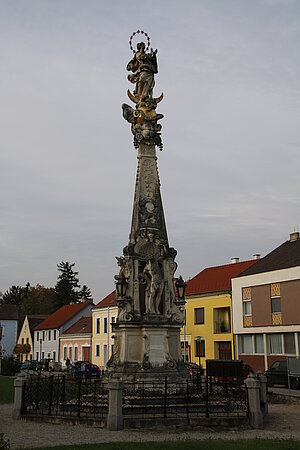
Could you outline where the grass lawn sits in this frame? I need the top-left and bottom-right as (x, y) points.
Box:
(31, 440), (300, 450)
(0, 376), (15, 404)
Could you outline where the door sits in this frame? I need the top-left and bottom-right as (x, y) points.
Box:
(83, 347), (90, 362)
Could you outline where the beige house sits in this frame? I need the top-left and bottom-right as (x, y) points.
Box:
(16, 315), (48, 362)
(92, 291), (117, 369)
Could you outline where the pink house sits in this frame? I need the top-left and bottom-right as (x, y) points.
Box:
(59, 316), (92, 366)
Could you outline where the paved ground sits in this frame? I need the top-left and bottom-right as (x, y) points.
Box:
(1, 403), (300, 449)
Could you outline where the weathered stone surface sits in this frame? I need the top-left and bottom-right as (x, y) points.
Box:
(108, 37), (185, 381)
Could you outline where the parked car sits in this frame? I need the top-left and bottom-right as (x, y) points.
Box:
(21, 360), (38, 371)
(265, 359), (300, 390)
(49, 360), (62, 372)
(70, 361), (101, 378)
(36, 358), (62, 372)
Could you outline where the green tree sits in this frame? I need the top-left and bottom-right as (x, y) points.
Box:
(54, 261), (80, 308)
(1, 285), (23, 307)
(78, 285), (93, 303)
(19, 284), (56, 315)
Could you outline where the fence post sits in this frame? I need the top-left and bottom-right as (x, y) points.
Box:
(186, 379), (189, 422)
(164, 377), (167, 419)
(257, 372), (268, 415)
(48, 375), (54, 416)
(107, 375), (123, 431)
(205, 374), (209, 418)
(77, 376), (82, 418)
(245, 374), (263, 429)
(12, 372), (27, 419)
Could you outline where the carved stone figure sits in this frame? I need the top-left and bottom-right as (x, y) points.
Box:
(143, 259), (163, 315)
(127, 42), (158, 102)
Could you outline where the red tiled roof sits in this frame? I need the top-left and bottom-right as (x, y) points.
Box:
(34, 302), (90, 330)
(63, 316), (92, 335)
(94, 290), (117, 308)
(185, 260), (258, 296)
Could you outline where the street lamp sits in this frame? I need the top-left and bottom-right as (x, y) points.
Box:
(175, 276), (186, 303)
(175, 276), (187, 363)
(114, 273), (128, 299)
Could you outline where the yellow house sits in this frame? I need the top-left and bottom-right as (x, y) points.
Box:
(92, 291), (117, 369)
(15, 315), (48, 363)
(181, 259), (258, 369)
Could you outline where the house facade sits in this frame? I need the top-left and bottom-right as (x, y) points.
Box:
(92, 291), (117, 369)
(60, 316), (92, 366)
(182, 258), (258, 369)
(0, 304), (18, 357)
(15, 315), (48, 362)
(33, 302), (93, 362)
(232, 232), (300, 372)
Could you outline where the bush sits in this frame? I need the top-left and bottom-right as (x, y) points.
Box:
(0, 357), (20, 376)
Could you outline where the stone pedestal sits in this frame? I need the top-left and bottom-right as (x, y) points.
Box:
(109, 322), (186, 382)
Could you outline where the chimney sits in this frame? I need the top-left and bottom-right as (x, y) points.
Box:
(290, 231), (299, 242)
(231, 257), (240, 264)
(253, 254), (260, 260)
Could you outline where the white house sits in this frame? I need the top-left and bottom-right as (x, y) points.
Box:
(33, 302), (93, 362)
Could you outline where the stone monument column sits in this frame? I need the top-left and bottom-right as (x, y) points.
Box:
(108, 31), (185, 381)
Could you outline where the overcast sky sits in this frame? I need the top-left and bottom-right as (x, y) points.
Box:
(1, 0), (299, 301)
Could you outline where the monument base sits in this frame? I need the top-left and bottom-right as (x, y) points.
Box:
(107, 323), (188, 383)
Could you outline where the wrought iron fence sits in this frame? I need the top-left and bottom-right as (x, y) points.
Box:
(23, 373), (108, 420)
(122, 375), (248, 421)
(22, 373), (247, 424)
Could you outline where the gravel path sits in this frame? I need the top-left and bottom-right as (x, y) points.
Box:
(1, 403), (300, 449)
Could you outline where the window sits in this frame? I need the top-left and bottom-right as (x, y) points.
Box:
(242, 287), (252, 316)
(111, 344), (114, 355)
(69, 347), (72, 360)
(284, 333), (296, 354)
(26, 338), (29, 345)
(74, 347), (78, 361)
(268, 333), (282, 354)
(254, 334), (264, 353)
(194, 340), (205, 357)
(111, 317), (115, 332)
(239, 335), (253, 354)
(271, 297), (281, 313)
(96, 318), (100, 334)
(243, 301), (252, 316)
(42, 331), (45, 341)
(271, 283), (281, 313)
(96, 345), (100, 357)
(42, 352), (44, 359)
(63, 347), (67, 360)
(48, 330), (51, 341)
(36, 352), (39, 360)
(194, 308), (204, 324)
(54, 330), (57, 340)
(104, 317), (108, 334)
(21, 338), (24, 345)
(37, 332), (39, 341)
(53, 351), (56, 361)
(213, 307), (231, 333)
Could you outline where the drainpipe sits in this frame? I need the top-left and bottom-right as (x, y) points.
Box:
(107, 306), (110, 362)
